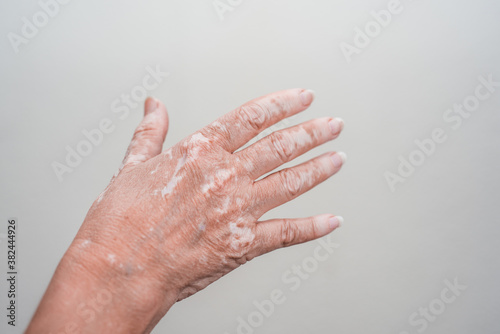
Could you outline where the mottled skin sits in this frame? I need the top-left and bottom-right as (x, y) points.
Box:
(27, 89), (345, 334)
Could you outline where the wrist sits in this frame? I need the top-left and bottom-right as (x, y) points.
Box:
(27, 238), (178, 334)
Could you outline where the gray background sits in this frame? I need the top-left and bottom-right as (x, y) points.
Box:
(1, 0), (499, 333)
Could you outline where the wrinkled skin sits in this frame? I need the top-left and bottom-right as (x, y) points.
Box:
(27, 89), (345, 334)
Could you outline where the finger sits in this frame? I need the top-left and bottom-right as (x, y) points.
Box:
(251, 152), (346, 216)
(252, 214), (343, 256)
(237, 117), (344, 178)
(201, 88), (315, 153)
(123, 97), (169, 165)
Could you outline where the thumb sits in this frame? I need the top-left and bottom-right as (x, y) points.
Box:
(122, 97), (169, 166)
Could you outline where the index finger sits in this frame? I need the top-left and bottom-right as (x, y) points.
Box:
(201, 88), (315, 153)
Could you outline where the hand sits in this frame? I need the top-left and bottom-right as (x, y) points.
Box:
(27, 88), (345, 334)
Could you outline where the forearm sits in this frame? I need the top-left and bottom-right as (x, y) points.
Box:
(26, 240), (177, 334)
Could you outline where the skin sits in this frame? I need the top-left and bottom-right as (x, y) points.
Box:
(26, 89), (345, 334)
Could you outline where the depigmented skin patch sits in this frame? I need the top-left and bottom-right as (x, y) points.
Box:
(161, 154), (187, 197)
(229, 220), (255, 250)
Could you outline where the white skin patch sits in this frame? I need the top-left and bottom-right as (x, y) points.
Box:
(185, 132), (211, 162)
(289, 126), (314, 149)
(211, 120), (233, 137)
(76, 239), (92, 250)
(229, 222), (255, 250)
(202, 168), (234, 194)
(107, 254), (116, 264)
(123, 140), (138, 163)
(217, 169), (232, 181)
(161, 154), (187, 197)
(216, 197), (231, 214)
(201, 183), (211, 194)
(190, 132), (210, 144)
(211, 121), (225, 130)
(125, 154), (147, 165)
(163, 148), (173, 159)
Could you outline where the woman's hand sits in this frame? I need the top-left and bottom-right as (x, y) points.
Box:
(27, 88), (345, 334)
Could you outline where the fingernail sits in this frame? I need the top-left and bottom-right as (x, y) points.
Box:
(329, 216), (344, 228)
(317, 215), (343, 235)
(329, 117), (344, 135)
(300, 89), (315, 106)
(144, 97), (159, 116)
(331, 151), (347, 168)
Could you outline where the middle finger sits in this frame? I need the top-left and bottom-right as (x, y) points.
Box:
(236, 117), (344, 179)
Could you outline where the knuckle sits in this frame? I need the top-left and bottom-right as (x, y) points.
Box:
(234, 252), (256, 265)
(238, 103), (268, 131)
(134, 120), (157, 138)
(306, 216), (318, 238)
(202, 124), (227, 145)
(269, 131), (294, 163)
(280, 169), (303, 199)
(225, 224), (256, 260)
(281, 219), (299, 247)
(180, 131), (217, 158)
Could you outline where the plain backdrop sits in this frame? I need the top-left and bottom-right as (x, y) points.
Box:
(1, 0), (499, 333)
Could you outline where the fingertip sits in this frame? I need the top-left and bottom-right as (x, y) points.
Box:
(144, 97), (159, 116)
(338, 151), (347, 164)
(333, 215), (344, 227)
(299, 89), (315, 106)
(336, 117), (345, 132)
(330, 151), (347, 168)
(145, 97), (169, 128)
(316, 214), (342, 236)
(328, 117), (344, 136)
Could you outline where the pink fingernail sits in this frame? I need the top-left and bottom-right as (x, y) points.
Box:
(317, 215), (343, 235)
(331, 151), (347, 168)
(329, 118), (344, 135)
(300, 89), (315, 106)
(329, 216), (344, 229)
(144, 97), (159, 115)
